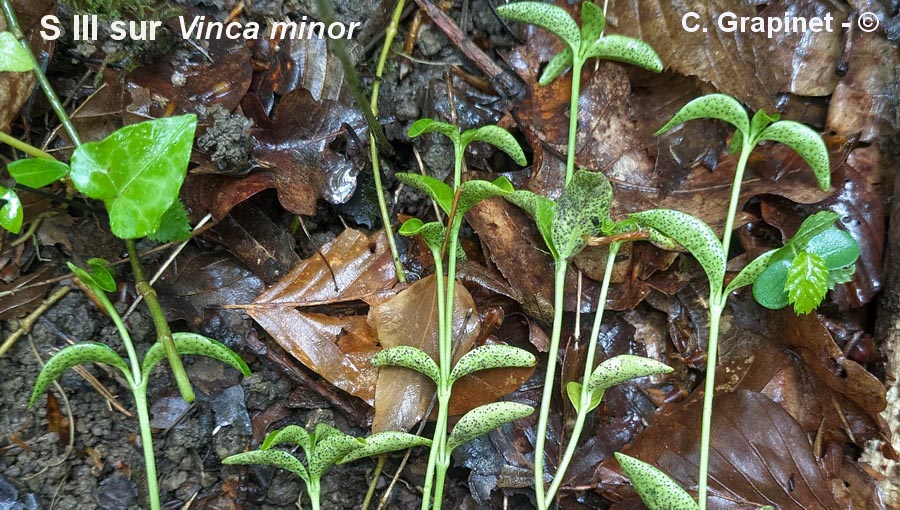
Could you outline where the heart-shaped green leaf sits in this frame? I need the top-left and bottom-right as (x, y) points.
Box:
(396, 173), (454, 215)
(148, 200), (191, 243)
(222, 449), (310, 485)
(456, 176), (515, 216)
(30, 343), (130, 406)
(753, 257), (791, 310)
(0, 32), (32, 72)
(579, 2), (606, 50)
(449, 345), (536, 384)
(7, 159), (69, 188)
(504, 189), (558, 259)
(585, 355), (672, 395)
(446, 401), (534, 452)
(629, 209), (726, 298)
(70, 115), (197, 239)
(339, 431), (432, 464)
(398, 218), (445, 254)
(371, 346), (440, 384)
(460, 126), (527, 166)
(308, 431), (365, 479)
(260, 425), (312, 453)
(583, 35), (663, 73)
(0, 186), (23, 234)
(497, 2), (581, 52)
(614, 453), (698, 510)
(655, 94), (749, 138)
(786, 251), (828, 315)
(566, 381), (603, 413)
(804, 227), (859, 269)
(408, 118), (461, 146)
(723, 249), (778, 296)
(552, 170), (612, 260)
(757, 120), (830, 191)
(142, 332), (250, 378)
(539, 47), (574, 86)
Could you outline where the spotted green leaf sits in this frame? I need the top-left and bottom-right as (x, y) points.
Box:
(449, 345), (536, 384)
(551, 170), (613, 260)
(222, 449), (310, 485)
(70, 115), (197, 239)
(629, 209), (726, 299)
(0, 185), (23, 234)
(579, 2), (606, 49)
(539, 47), (573, 86)
(149, 200), (191, 243)
(655, 94), (749, 138)
(757, 120), (830, 191)
(30, 343), (130, 406)
(313, 422), (342, 444)
(260, 425), (312, 453)
(408, 118), (461, 146)
(729, 129), (744, 154)
(585, 355), (672, 395)
(456, 176), (515, 215)
(786, 251), (828, 315)
(142, 332), (250, 378)
(805, 226), (859, 269)
(339, 432), (432, 464)
(371, 346), (440, 384)
(308, 431), (365, 479)
(497, 2), (581, 52)
(446, 402), (534, 452)
(566, 381), (603, 413)
(723, 249), (778, 296)
(753, 258), (791, 310)
(396, 173), (454, 215)
(460, 126), (527, 166)
(7, 159), (69, 188)
(583, 35), (663, 72)
(615, 453), (698, 510)
(398, 218), (445, 254)
(0, 32), (32, 72)
(504, 190), (558, 259)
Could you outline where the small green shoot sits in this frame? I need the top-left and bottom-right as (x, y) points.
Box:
(7, 158), (70, 188)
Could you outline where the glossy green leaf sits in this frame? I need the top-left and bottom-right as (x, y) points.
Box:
(551, 170), (613, 260)
(539, 47), (573, 86)
(629, 209), (726, 298)
(371, 346), (440, 384)
(446, 401), (534, 452)
(7, 159), (69, 188)
(30, 343), (130, 406)
(70, 115), (197, 239)
(449, 345), (536, 384)
(408, 118), (460, 146)
(0, 186), (23, 234)
(222, 449), (310, 485)
(460, 126), (527, 166)
(396, 173), (454, 215)
(579, 2), (606, 49)
(339, 432), (432, 464)
(0, 32), (32, 72)
(142, 332), (250, 377)
(615, 453), (698, 510)
(583, 35), (663, 73)
(584, 355), (672, 395)
(504, 190), (557, 259)
(398, 218), (445, 254)
(308, 431), (365, 479)
(753, 258), (791, 310)
(66, 260), (115, 295)
(497, 2), (581, 52)
(757, 120), (830, 191)
(654, 94), (749, 138)
(723, 249), (777, 295)
(804, 227), (859, 269)
(749, 109), (780, 137)
(790, 211), (839, 249)
(149, 200), (191, 243)
(260, 425), (312, 453)
(566, 381), (603, 413)
(786, 251), (828, 315)
(456, 176), (515, 215)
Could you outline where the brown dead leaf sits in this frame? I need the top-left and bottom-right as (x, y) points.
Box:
(0, 0), (53, 132)
(248, 35), (346, 111)
(0, 265), (52, 320)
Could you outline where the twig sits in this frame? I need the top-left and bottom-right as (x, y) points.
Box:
(0, 286), (70, 359)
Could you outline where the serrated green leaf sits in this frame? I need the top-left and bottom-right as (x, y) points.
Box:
(786, 251), (828, 315)
(804, 227), (859, 269)
(757, 120), (830, 191)
(655, 94), (749, 138)
(749, 109), (779, 137)
(723, 249), (778, 295)
(446, 402), (533, 452)
(449, 345), (536, 384)
(222, 449), (310, 484)
(583, 35), (663, 73)
(7, 159), (69, 188)
(497, 2), (581, 52)
(142, 332), (250, 378)
(149, 200), (191, 243)
(30, 343), (130, 406)
(70, 115), (197, 239)
(753, 257), (791, 310)
(504, 190), (558, 259)
(566, 381), (603, 413)
(614, 453), (698, 510)
(408, 118), (460, 146)
(0, 185), (23, 234)
(585, 355), (672, 395)
(629, 209), (725, 298)
(551, 170), (613, 260)
(539, 47), (573, 86)
(339, 432), (432, 464)
(396, 173), (454, 215)
(456, 176), (515, 215)
(0, 32), (32, 72)
(789, 211), (839, 249)
(460, 126), (527, 166)
(398, 218), (445, 254)
(260, 425), (312, 453)
(579, 2), (606, 49)
(308, 431), (365, 479)
(371, 346), (440, 384)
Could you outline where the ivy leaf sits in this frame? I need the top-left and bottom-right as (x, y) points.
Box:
(398, 218), (445, 255)
(222, 449), (310, 485)
(0, 185), (23, 234)
(566, 381), (603, 413)
(654, 94), (749, 139)
(307, 431), (365, 479)
(408, 118), (460, 146)
(149, 200), (191, 243)
(70, 115), (197, 239)
(497, 2), (581, 52)
(753, 258), (791, 310)
(614, 453), (698, 510)
(371, 346), (440, 384)
(551, 170), (613, 261)
(504, 190), (557, 259)
(339, 431), (432, 464)
(460, 126), (527, 166)
(446, 401), (534, 452)
(0, 32), (32, 72)
(260, 425), (312, 453)
(539, 47), (574, 86)
(142, 332), (250, 378)
(584, 355), (672, 395)
(757, 120), (830, 191)
(579, 2), (606, 49)
(7, 159), (69, 188)
(30, 343), (130, 406)
(396, 173), (454, 215)
(448, 345), (536, 384)
(786, 251), (829, 315)
(583, 35), (663, 73)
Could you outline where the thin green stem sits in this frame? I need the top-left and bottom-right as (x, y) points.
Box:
(452, 146), (463, 191)
(126, 239), (194, 403)
(0, 131), (56, 160)
(433, 447), (450, 510)
(564, 59), (583, 186)
(94, 291), (142, 380)
(133, 385), (160, 510)
(544, 243), (619, 506)
(421, 391), (449, 510)
(720, 145), (752, 262)
(421, 249), (447, 510)
(362, 454), (387, 510)
(533, 261), (568, 510)
(308, 478), (322, 510)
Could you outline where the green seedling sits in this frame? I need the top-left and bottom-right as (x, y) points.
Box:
(223, 425), (430, 510)
(633, 93), (852, 510)
(497, 1), (662, 184)
(29, 260), (250, 510)
(614, 453), (698, 510)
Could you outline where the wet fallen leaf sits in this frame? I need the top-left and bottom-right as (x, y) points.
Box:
(212, 204), (301, 285)
(0, 265), (52, 320)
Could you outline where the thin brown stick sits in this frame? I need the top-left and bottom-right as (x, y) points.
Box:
(0, 286), (70, 359)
